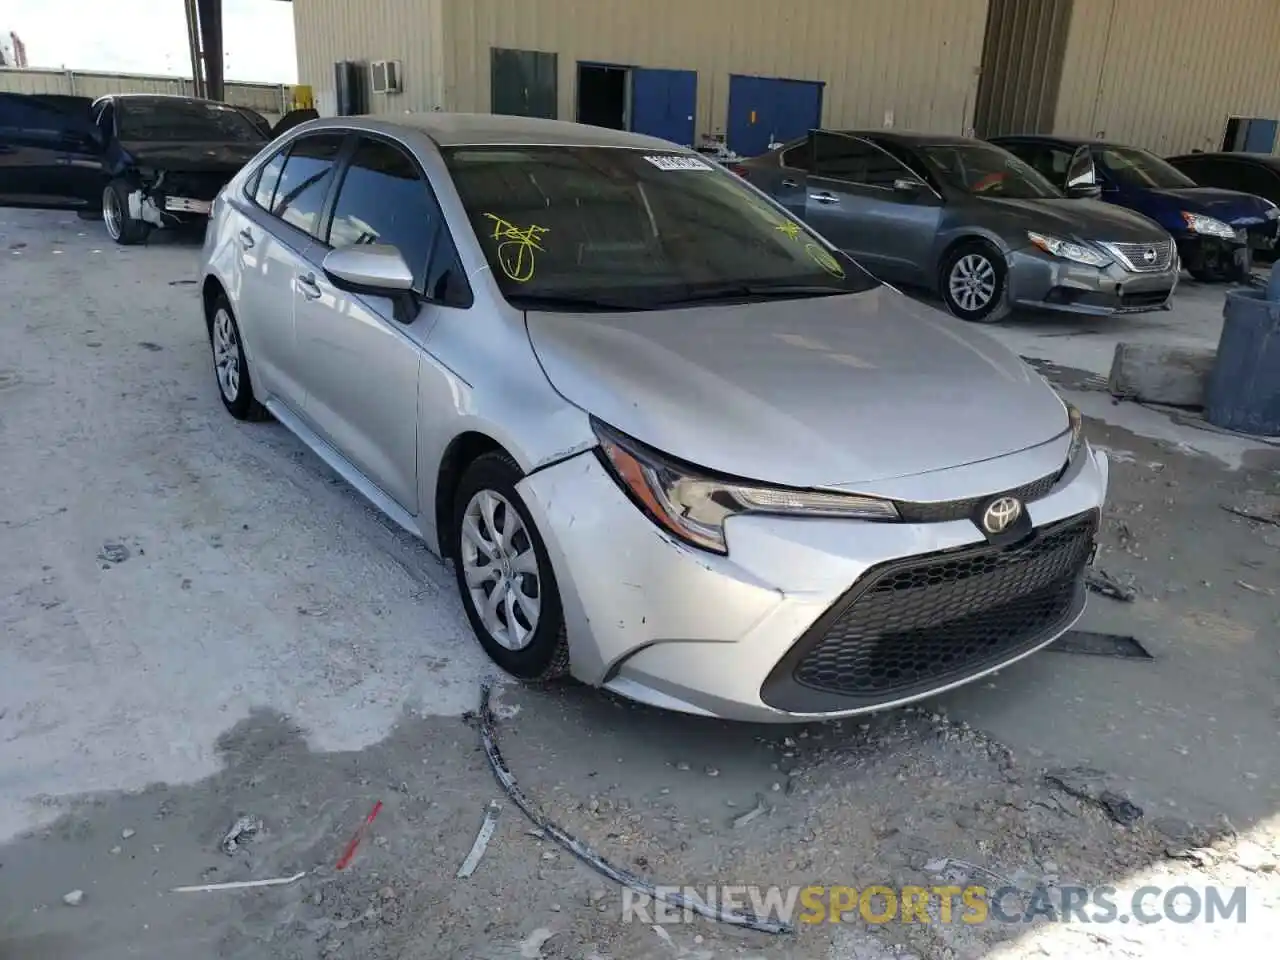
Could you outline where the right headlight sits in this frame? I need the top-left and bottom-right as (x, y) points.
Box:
(592, 418), (900, 555)
(1066, 401), (1085, 464)
(1027, 231), (1111, 268)
(1181, 212), (1236, 239)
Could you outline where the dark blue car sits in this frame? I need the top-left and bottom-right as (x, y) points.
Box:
(991, 135), (1280, 282)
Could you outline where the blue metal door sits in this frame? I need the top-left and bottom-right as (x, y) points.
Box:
(1243, 119), (1279, 153)
(630, 68), (697, 146)
(727, 75), (823, 158)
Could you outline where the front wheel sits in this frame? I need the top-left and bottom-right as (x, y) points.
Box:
(102, 179), (150, 246)
(940, 243), (1010, 323)
(452, 452), (569, 682)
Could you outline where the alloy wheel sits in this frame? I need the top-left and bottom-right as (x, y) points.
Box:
(212, 308), (241, 402)
(459, 489), (542, 651)
(948, 253), (997, 312)
(102, 187), (122, 242)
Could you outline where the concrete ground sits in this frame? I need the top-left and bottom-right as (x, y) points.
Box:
(1, 210), (1277, 960)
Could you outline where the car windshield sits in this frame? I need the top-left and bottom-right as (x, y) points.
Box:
(441, 145), (880, 310)
(116, 99), (267, 143)
(1096, 145), (1196, 189)
(916, 142), (1062, 199)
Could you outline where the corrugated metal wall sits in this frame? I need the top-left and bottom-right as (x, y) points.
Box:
(1055, 0), (1280, 153)
(292, 0), (445, 116)
(973, 0), (1074, 138)
(0, 68), (288, 121)
(443, 0), (989, 137)
(293, 0), (989, 138)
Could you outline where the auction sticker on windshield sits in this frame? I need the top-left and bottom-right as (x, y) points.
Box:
(643, 155), (713, 171)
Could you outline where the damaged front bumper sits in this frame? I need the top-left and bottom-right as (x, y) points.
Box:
(124, 169), (225, 228)
(516, 438), (1110, 722)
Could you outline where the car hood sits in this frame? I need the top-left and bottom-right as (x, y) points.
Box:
(981, 196), (1165, 242)
(1143, 186), (1275, 223)
(118, 140), (265, 173)
(525, 287), (1070, 489)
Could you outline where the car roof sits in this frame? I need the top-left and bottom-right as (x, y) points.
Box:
(830, 130), (983, 148)
(95, 94), (230, 106)
(1167, 150), (1280, 166)
(294, 113), (681, 151)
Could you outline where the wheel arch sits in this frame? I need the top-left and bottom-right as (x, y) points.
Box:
(936, 230), (1011, 279)
(433, 430), (510, 558)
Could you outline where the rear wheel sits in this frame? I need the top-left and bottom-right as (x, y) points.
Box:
(102, 179), (150, 246)
(208, 296), (267, 421)
(941, 242), (1010, 323)
(452, 452), (569, 682)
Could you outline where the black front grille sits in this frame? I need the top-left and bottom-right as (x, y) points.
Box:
(761, 511), (1097, 711)
(894, 470), (1059, 524)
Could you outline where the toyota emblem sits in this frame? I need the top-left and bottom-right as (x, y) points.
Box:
(982, 497), (1023, 535)
(1143, 247), (1157, 264)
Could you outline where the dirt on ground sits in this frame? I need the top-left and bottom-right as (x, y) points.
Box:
(1, 211), (1278, 960)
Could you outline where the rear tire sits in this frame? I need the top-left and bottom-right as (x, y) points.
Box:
(102, 179), (150, 246)
(940, 241), (1010, 323)
(207, 295), (268, 421)
(452, 452), (569, 682)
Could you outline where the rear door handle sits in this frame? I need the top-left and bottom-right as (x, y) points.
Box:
(238, 228), (255, 249)
(808, 192), (839, 205)
(781, 178), (799, 188)
(297, 273), (322, 300)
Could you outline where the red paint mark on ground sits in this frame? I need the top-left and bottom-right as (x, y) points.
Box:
(335, 800), (383, 870)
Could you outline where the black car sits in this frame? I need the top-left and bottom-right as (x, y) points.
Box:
(1165, 151), (1280, 260)
(992, 135), (1280, 281)
(0, 93), (272, 245)
(737, 130), (1177, 323)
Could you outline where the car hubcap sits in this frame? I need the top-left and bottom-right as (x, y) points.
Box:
(460, 489), (541, 651)
(212, 309), (240, 401)
(102, 189), (122, 241)
(949, 254), (996, 312)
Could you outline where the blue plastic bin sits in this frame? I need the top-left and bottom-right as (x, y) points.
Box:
(1205, 287), (1280, 436)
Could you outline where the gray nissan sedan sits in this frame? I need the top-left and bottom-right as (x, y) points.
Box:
(199, 114), (1109, 722)
(737, 131), (1178, 323)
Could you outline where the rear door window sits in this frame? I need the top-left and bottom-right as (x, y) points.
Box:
(271, 133), (346, 239)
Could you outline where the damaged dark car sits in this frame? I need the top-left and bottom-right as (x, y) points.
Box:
(0, 93), (272, 245)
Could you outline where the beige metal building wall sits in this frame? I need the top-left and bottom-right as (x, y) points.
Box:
(0, 68), (289, 121)
(1055, 0), (1280, 153)
(293, 0), (446, 115)
(444, 0), (989, 136)
(294, 0), (989, 137)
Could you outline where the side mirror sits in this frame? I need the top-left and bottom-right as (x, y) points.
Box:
(892, 177), (926, 195)
(322, 243), (419, 323)
(1066, 183), (1102, 199)
(323, 243), (415, 293)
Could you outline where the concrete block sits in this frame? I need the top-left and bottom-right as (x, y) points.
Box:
(1107, 342), (1215, 408)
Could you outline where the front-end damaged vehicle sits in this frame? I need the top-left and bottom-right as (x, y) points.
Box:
(0, 93), (269, 245)
(199, 114), (1109, 722)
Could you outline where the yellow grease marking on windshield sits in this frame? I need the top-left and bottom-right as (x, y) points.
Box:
(805, 243), (846, 278)
(774, 219), (802, 241)
(481, 213), (549, 283)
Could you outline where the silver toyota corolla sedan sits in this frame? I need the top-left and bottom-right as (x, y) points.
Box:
(198, 113), (1109, 722)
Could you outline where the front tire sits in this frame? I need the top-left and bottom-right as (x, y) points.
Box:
(208, 296), (267, 421)
(941, 242), (1010, 323)
(453, 452), (569, 682)
(102, 179), (150, 246)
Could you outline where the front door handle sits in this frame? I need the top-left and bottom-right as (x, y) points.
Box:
(781, 178), (799, 188)
(808, 192), (839, 205)
(297, 273), (322, 300)
(238, 228), (255, 249)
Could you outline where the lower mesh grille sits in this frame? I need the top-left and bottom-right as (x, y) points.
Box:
(764, 511), (1097, 709)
